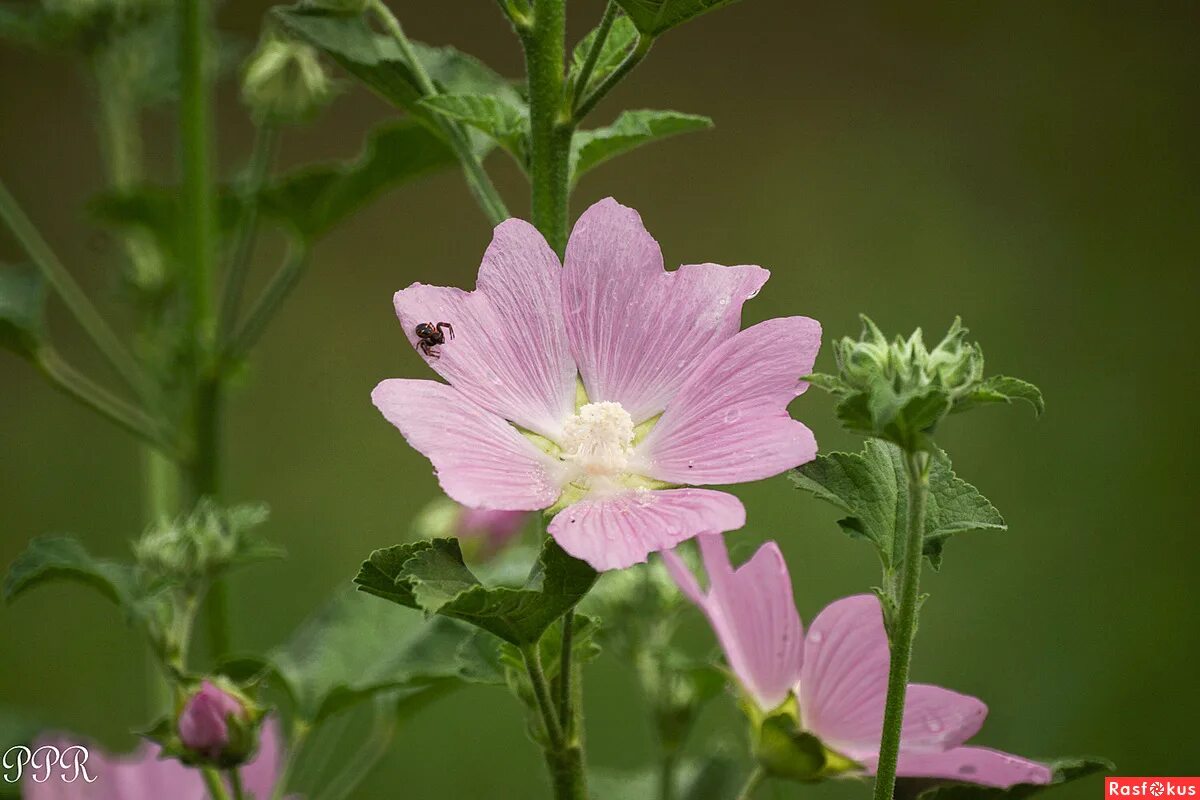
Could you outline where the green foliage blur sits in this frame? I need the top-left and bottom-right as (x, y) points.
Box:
(2, 2), (1197, 798)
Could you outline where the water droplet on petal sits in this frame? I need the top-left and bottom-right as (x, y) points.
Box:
(808, 631), (823, 644)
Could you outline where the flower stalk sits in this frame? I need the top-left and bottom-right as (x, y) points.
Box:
(872, 448), (931, 800)
(522, 0), (572, 256)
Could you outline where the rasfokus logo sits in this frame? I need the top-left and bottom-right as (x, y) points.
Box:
(1107, 779), (1200, 798)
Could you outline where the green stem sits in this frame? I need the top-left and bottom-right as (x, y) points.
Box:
(571, 0), (617, 103)
(522, 642), (564, 749)
(572, 34), (652, 123)
(872, 449), (931, 800)
(179, 0), (217, 351)
(318, 697), (398, 800)
(0, 179), (155, 401)
(522, 0), (572, 255)
(557, 608), (574, 735)
(226, 245), (310, 360)
(202, 767), (231, 800)
(658, 745), (678, 800)
(270, 722), (309, 800)
(369, 0), (509, 225)
(35, 347), (172, 452)
(735, 767), (765, 800)
(219, 123), (281, 344)
(521, 641), (587, 800)
(228, 768), (246, 800)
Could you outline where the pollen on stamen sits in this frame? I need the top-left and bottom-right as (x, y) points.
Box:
(560, 401), (635, 477)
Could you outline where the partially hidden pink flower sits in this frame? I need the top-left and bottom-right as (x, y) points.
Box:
(663, 534), (1053, 788)
(178, 681), (244, 760)
(457, 506), (530, 556)
(373, 198), (821, 571)
(23, 716), (295, 800)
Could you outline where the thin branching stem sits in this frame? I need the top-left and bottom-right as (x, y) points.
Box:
(36, 347), (173, 454)
(369, 0), (509, 224)
(227, 245), (311, 360)
(571, 1), (618, 105)
(219, 123), (282, 345)
(573, 34), (653, 123)
(0, 180), (156, 402)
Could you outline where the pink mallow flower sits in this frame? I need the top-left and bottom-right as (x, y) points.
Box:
(178, 680), (244, 760)
(23, 717), (294, 800)
(372, 198), (821, 571)
(663, 534), (1054, 788)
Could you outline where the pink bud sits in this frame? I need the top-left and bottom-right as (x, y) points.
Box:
(178, 681), (244, 758)
(457, 507), (530, 558)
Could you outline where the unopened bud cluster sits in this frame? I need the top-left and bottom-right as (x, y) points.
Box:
(134, 500), (269, 584)
(833, 316), (983, 403)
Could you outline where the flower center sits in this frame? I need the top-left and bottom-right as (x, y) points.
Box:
(560, 401), (635, 477)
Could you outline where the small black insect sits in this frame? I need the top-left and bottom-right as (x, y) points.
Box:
(414, 321), (454, 358)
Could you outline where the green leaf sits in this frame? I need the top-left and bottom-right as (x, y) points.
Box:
(612, 0), (746, 36)
(261, 120), (457, 241)
(790, 440), (1006, 570)
(571, 109), (712, 184)
(3, 535), (140, 608)
(569, 15), (639, 96)
(419, 93), (529, 167)
(0, 263), (47, 360)
(955, 375), (1045, 418)
(272, 4), (520, 155)
(897, 756), (1113, 800)
(354, 537), (598, 646)
(266, 588), (490, 723)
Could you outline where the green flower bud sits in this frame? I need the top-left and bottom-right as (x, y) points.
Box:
(241, 35), (334, 123)
(133, 500), (271, 585)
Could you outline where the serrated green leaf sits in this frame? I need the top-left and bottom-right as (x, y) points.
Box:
(790, 440), (1005, 570)
(571, 109), (713, 184)
(261, 120), (457, 240)
(3, 535), (140, 607)
(613, 0), (745, 36)
(266, 588), (493, 723)
(569, 15), (639, 96)
(898, 756), (1113, 800)
(419, 93), (529, 167)
(355, 537), (597, 646)
(955, 375), (1045, 417)
(0, 263), (47, 360)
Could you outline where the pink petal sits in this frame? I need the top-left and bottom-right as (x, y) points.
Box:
(392, 218), (576, 439)
(901, 684), (988, 752)
(238, 716), (286, 800)
(561, 198), (770, 423)
(373, 379), (566, 509)
(882, 746), (1053, 788)
(636, 316), (820, 485)
(25, 737), (206, 800)
(663, 534), (804, 711)
(548, 488), (745, 571)
(798, 594), (890, 761)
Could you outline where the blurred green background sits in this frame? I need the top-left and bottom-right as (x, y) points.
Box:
(2, 1), (1197, 798)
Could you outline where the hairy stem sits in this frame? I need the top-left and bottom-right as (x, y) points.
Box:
(557, 608), (574, 735)
(228, 768), (246, 800)
(872, 449), (931, 800)
(522, 0), (572, 255)
(369, 0), (509, 225)
(0, 180), (155, 401)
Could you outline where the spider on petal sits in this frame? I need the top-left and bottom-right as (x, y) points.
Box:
(413, 321), (454, 359)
